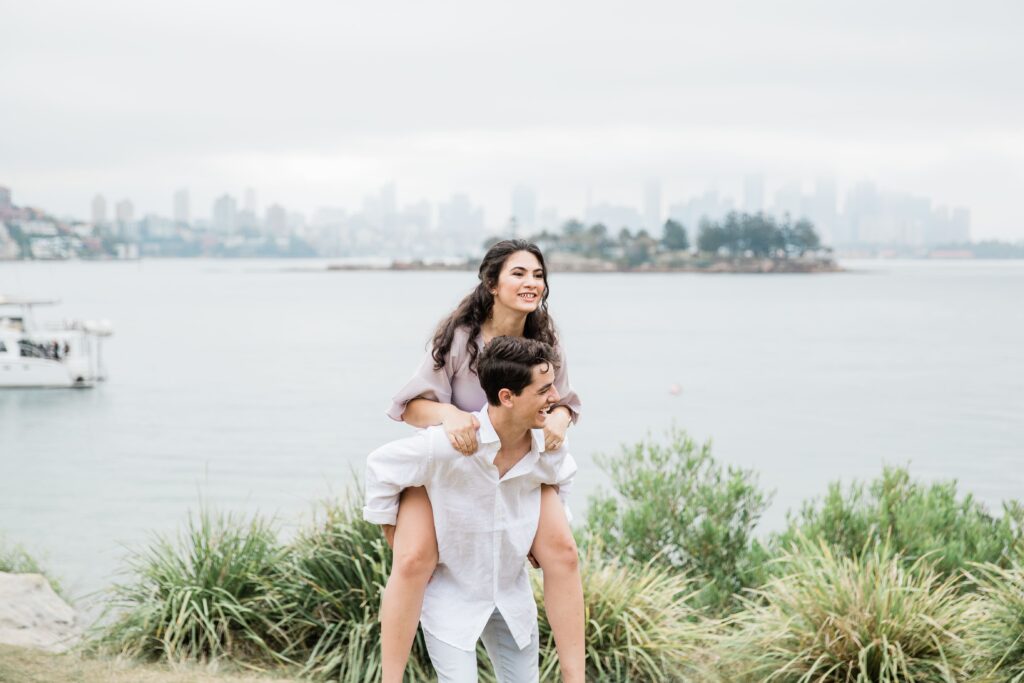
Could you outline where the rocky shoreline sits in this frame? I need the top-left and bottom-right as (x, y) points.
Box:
(325, 254), (842, 274)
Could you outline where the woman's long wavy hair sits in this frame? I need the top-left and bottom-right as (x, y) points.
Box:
(431, 240), (558, 372)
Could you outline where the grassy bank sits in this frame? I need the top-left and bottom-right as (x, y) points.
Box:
(6, 430), (1024, 681)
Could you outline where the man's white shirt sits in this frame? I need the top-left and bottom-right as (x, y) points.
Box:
(363, 408), (577, 652)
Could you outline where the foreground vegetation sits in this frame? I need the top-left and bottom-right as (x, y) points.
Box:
(5, 431), (1024, 682)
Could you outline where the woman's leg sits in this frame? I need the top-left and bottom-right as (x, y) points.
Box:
(530, 485), (585, 683)
(380, 486), (438, 683)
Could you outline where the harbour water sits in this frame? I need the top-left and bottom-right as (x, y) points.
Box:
(1, 258), (1022, 605)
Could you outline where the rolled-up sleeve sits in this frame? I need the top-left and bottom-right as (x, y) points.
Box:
(553, 345), (582, 423)
(363, 431), (434, 525)
(386, 350), (454, 422)
(536, 438), (579, 523)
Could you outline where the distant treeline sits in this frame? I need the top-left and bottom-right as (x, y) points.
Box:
(506, 211), (825, 266)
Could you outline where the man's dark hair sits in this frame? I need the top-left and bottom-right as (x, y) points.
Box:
(478, 336), (559, 406)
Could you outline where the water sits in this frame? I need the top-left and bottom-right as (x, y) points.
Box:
(1, 259), (1022, 607)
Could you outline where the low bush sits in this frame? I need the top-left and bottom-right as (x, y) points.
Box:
(97, 508), (284, 664)
(775, 466), (1024, 578)
(0, 535), (43, 575)
(583, 428), (770, 613)
(713, 539), (981, 682)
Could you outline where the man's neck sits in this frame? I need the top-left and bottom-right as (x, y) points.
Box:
(482, 307), (527, 341)
(486, 406), (533, 476)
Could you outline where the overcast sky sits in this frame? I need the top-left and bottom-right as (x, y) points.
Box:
(2, 0), (1023, 239)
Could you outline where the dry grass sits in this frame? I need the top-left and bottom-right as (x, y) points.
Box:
(0, 644), (301, 683)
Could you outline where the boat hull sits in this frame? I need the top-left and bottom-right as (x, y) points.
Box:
(0, 357), (94, 388)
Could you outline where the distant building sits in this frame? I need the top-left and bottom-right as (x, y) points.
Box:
(743, 174), (764, 213)
(265, 203), (287, 236)
(212, 194), (237, 233)
(243, 187), (257, 216)
(586, 202), (643, 231)
(0, 186), (12, 217)
(643, 181), (661, 234)
(772, 182), (804, 220)
(438, 193), (485, 242)
(837, 182), (968, 247)
(173, 188), (190, 226)
(115, 199), (134, 224)
(803, 177), (837, 244)
(362, 183), (398, 235)
(668, 190), (735, 230)
(92, 194), (107, 225)
(538, 206), (560, 232)
(511, 185), (537, 236)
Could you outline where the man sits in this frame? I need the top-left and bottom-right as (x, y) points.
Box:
(364, 336), (578, 682)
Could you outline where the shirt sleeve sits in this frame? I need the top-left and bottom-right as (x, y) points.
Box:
(363, 430), (435, 525)
(553, 344), (582, 424)
(536, 437), (579, 523)
(385, 348), (454, 422)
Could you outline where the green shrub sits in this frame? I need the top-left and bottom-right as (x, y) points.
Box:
(265, 498), (433, 682)
(534, 542), (709, 682)
(968, 563), (1024, 682)
(97, 508), (284, 664)
(0, 534), (44, 575)
(714, 539), (982, 682)
(583, 428), (770, 613)
(775, 466), (1024, 578)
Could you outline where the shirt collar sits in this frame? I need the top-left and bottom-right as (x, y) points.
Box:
(475, 408), (547, 455)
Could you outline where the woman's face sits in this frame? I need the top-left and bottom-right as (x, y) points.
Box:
(491, 250), (545, 315)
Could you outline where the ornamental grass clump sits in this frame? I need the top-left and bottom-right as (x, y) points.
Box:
(714, 538), (981, 682)
(533, 542), (710, 682)
(265, 498), (433, 682)
(97, 508), (284, 665)
(968, 563), (1024, 682)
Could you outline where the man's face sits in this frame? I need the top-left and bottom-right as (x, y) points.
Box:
(507, 362), (560, 429)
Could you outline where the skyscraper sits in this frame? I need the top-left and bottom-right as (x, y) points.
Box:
(265, 203), (287, 236)
(244, 187), (257, 215)
(115, 199), (134, 224)
(212, 194), (237, 233)
(173, 188), (190, 226)
(511, 185), (537, 236)
(643, 180), (661, 233)
(91, 194), (107, 225)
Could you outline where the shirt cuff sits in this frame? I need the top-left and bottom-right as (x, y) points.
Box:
(363, 507), (398, 526)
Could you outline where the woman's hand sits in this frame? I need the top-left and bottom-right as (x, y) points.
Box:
(442, 405), (480, 455)
(543, 406), (572, 451)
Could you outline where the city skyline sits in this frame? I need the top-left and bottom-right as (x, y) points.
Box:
(3, 1), (1022, 240)
(65, 174), (971, 247)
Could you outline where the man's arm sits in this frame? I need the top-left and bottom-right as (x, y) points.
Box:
(363, 430), (435, 526)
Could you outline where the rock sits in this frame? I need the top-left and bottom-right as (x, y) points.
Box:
(0, 572), (82, 653)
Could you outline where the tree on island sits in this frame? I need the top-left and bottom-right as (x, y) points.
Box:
(662, 219), (689, 251)
(697, 212), (822, 257)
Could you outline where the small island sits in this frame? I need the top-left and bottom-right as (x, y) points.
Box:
(329, 212), (841, 274)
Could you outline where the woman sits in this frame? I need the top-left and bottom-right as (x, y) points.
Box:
(380, 239), (585, 683)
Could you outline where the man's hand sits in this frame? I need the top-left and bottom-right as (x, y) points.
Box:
(382, 524), (396, 549)
(441, 406), (480, 455)
(543, 406), (571, 452)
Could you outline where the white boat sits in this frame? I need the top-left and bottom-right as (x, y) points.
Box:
(0, 296), (113, 388)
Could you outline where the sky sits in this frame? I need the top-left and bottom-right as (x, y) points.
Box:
(2, 0), (1023, 239)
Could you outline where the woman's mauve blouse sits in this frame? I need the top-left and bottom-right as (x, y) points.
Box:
(387, 326), (582, 423)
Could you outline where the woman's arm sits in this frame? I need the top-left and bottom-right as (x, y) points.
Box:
(403, 398), (480, 454)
